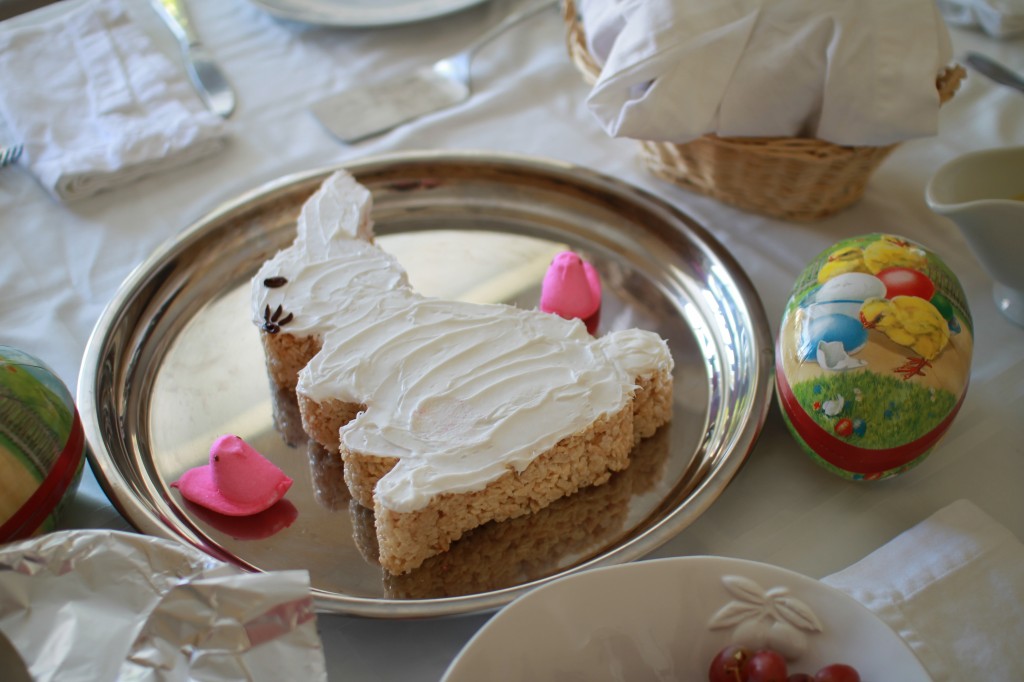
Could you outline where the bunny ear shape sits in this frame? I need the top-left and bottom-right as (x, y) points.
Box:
(172, 435), (293, 516)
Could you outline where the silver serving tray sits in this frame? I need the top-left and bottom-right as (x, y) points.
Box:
(78, 151), (774, 618)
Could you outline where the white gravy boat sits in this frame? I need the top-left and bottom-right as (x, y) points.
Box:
(926, 145), (1024, 327)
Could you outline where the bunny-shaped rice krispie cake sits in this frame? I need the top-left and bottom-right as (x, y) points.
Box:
(252, 171), (673, 574)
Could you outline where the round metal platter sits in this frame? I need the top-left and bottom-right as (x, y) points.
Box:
(78, 151), (774, 617)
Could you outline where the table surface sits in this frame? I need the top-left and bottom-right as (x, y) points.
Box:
(1, 1), (1022, 680)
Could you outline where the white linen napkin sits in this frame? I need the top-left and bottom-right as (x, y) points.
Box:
(823, 499), (1024, 681)
(0, 0), (227, 203)
(937, 0), (1024, 38)
(580, 0), (954, 147)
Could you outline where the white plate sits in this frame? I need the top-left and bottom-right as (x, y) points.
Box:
(443, 556), (930, 681)
(248, 0), (489, 27)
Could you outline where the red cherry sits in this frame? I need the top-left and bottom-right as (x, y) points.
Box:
(743, 650), (788, 682)
(834, 418), (854, 437)
(709, 644), (750, 682)
(814, 663), (861, 682)
(875, 267), (935, 300)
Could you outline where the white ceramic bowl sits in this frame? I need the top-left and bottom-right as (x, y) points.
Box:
(444, 556), (930, 681)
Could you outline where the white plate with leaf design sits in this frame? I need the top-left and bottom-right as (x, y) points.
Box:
(443, 556), (930, 681)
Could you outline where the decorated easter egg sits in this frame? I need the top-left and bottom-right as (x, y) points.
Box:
(0, 346), (85, 541)
(775, 234), (973, 480)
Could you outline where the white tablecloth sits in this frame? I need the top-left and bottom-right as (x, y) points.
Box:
(1, 1), (1022, 680)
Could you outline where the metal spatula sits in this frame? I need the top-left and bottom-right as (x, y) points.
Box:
(310, 0), (556, 144)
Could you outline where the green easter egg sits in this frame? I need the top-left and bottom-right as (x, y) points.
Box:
(0, 346), (85, 540)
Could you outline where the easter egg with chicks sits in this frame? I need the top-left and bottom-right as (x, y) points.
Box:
(776, 234), (973, 480)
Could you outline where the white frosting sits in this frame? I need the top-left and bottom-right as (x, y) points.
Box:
(253, 171), (673, 513)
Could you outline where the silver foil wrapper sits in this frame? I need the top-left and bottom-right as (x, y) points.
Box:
(0, 530), (327, 681)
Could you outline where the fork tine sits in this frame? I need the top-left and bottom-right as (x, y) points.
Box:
(1, 144), (23, 167)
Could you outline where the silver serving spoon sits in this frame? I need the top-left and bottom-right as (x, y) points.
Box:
(965, 52), (1024, 94)
(310, 0), (558, 144)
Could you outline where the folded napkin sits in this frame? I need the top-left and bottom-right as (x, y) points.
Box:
(937, 0), (1024, 38)
(580, 0), (953, 147)
(823, 499), (1024, 681)
(0, 0), (227, 203)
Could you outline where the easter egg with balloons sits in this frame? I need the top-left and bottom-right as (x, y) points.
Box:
(775, 234), (973, 480)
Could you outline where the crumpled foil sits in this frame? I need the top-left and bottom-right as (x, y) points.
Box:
(0, 530), (327, 682)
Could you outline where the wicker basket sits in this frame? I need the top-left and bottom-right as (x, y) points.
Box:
(562, 0), (965, 221)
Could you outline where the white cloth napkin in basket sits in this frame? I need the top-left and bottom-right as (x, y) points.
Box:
(823, 499), (1024, 681)
(579, 0), (954, 147)
(0, 0), (227, 203)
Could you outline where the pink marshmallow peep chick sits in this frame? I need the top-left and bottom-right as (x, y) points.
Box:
(540, 251), (602, 334)
(172, 435), (293, 516)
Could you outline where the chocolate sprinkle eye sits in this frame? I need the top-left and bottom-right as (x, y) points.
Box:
(261, 302), (294, 334)
(264, 276), (288, 288)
